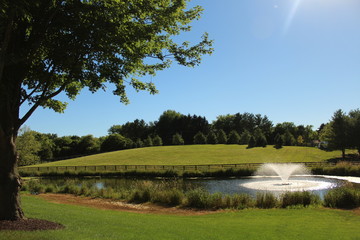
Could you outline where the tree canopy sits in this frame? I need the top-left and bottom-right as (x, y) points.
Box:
(0, 0), (213, 220)
(1, 0), (213, 129)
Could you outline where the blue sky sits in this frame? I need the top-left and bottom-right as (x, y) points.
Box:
(21, 0), (360, 137)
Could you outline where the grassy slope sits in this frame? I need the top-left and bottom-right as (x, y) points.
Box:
(1, 195), (360, 240)
(29, 145), (346, 167)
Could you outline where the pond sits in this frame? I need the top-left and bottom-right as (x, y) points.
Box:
(38, 175), (360, 199)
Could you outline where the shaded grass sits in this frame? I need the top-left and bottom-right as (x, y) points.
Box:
(26, 145), (348, 167)
(1, 195), (360, 240)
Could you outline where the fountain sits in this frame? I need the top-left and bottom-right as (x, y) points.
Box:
(241, 163), (335, 192)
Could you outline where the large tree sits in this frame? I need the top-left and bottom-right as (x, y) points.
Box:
(0, 0), (213, 220)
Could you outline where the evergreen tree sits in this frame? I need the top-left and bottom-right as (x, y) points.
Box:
(348, 109), (360, 155)
(274, 134), (284, 149)
(193, 132), (207, 144)
(227, 130), (240, 144)
(239, 130), (251, 145)
(256, 135), (267, 147)
(207, 131), (218, 144)
(329, 109), (350, 159)
(247, 136), (256, 148)
(217, 130), (227, 144)
(283, 131), (296, 146)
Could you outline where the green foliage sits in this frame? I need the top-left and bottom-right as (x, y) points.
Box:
(78, 135), (100, 154)
(135, 138), (144, 148)
(172, 133), (185, 145)
(247, 136), (256, 149)
(256, 134), (267, 147)
(206, 131), (218, 144)
(274, 133), (284, 149)
(227, 130), (240, 144)
(143, 136), (153, 147)
(283, 131), (296, 146)
(100, 134), (130, 152)
(324, 185), (360, 209)
(16, 127), (41, 166)
(193, 131), (207, 144)
(239, 130), (251, 145)
(152, 135), (163, 146)
(217, 129), (227, 144)
(6, 0), (213, 119)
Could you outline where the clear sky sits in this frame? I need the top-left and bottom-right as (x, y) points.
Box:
(21, 0), (360, 137)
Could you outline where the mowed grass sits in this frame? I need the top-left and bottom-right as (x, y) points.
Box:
(1, 195), (360, 240)
(29, 145), (346, 167)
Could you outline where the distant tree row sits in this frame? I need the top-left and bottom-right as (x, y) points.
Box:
(319, 109), (360, 159)
(17, 110), (321, 166)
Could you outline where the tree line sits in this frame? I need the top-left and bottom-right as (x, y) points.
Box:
(17, 110), (323, 166)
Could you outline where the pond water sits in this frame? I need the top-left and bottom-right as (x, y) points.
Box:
(38, 175), (360, 199)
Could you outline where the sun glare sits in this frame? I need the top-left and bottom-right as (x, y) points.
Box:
(283, 0), (302, 35)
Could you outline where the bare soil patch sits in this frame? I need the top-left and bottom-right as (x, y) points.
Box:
(35, 193), (218, 216)
(0, 218), (64, 231)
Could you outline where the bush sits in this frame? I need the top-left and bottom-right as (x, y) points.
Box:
(185, 188), (211, 209)
(324, 186), (360, 209)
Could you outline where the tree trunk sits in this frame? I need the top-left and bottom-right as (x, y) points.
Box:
(0, 63), (24, 220)
(342, 148), (346, 160)
(0, 130), (24, 220)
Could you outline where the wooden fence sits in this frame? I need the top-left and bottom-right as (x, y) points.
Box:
(18, 161), (360, 174)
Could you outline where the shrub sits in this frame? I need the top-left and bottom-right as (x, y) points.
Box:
(185, 188), (211, 209)
(324, 186), (360, 209)
(209, 193), (223, 209)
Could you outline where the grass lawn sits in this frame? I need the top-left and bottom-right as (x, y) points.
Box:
(1, 195), (360, 240)
(27, 145), (347, 167)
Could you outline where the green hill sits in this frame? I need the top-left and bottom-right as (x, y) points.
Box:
(28, 145), (346, 167)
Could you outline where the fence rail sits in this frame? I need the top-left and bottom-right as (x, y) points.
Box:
(19, 161), (360, 174)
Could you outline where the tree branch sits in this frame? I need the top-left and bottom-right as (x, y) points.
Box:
(20, 65), (55, 106)
(18, 84), (66, 127)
